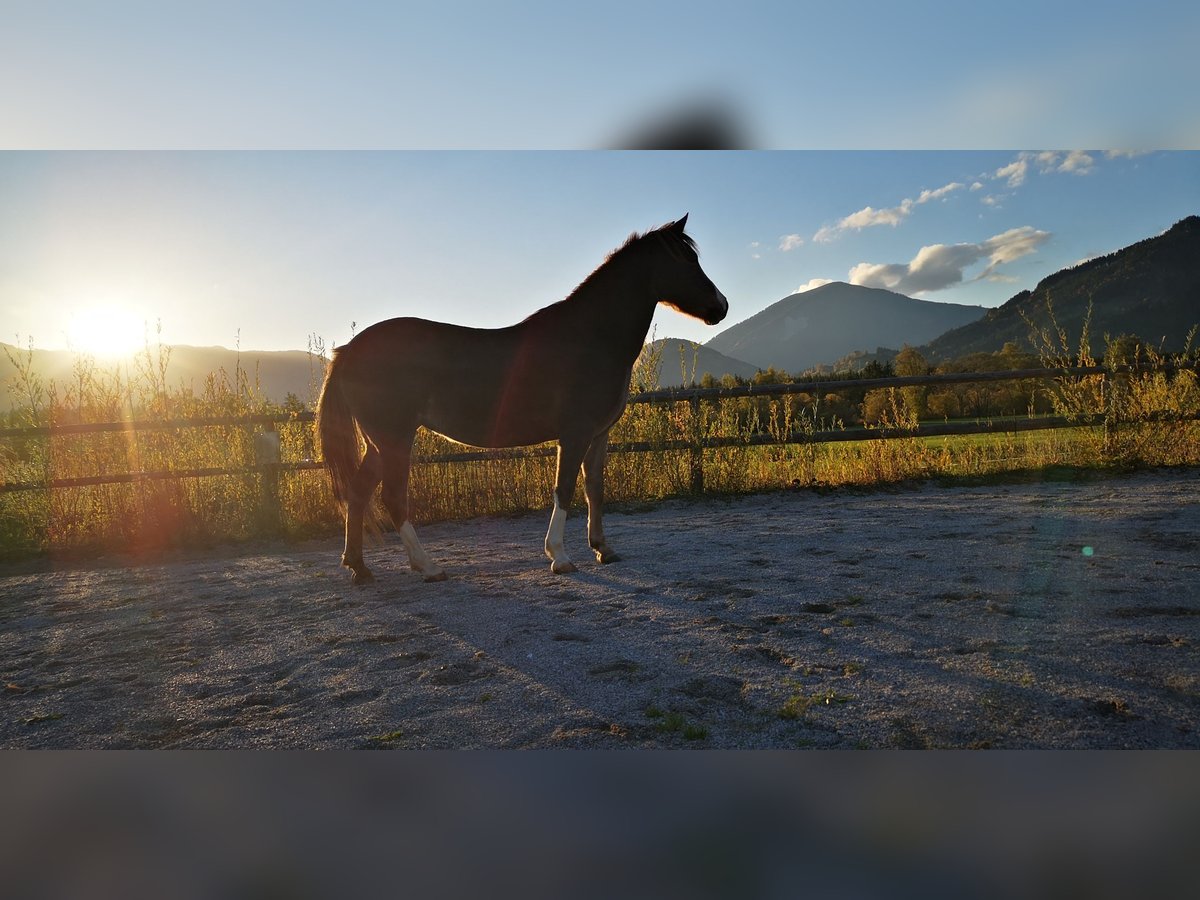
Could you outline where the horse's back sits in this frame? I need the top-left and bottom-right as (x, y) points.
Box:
(338, 317), (516, 389)
(335, 317), (550, 446)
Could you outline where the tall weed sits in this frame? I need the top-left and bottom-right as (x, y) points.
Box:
(3, 315), (1199, 556)
(1027, 298), (1200, 467)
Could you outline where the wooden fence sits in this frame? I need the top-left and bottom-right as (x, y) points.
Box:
(3, 364), (1197, 508)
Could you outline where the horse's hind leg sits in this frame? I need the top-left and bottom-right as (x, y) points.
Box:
(379, 436), (447, 582)
(343, 445), (382, 585)
(583, 431), (620, 564)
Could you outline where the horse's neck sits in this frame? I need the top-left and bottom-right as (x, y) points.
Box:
(564, 257), (658, 362)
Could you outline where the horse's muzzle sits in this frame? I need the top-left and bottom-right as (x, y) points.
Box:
(704, 290), (729, 325)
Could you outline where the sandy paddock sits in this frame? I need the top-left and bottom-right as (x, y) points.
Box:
(2, 469), (1198, 748)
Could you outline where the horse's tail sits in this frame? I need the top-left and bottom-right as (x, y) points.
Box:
(316, 348), (360, 510)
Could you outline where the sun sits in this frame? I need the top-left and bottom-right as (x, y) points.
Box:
(66, 305), (147, 358)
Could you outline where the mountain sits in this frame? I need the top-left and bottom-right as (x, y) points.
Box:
(1, 343), (324, 413)
(705, 282), (984, 374)
(158, 345), (326, 403)
(923, 215), (1200, 362)
(634, 338), (760, 389)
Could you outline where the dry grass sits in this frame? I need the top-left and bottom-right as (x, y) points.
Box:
(3, 321), (1199, 558)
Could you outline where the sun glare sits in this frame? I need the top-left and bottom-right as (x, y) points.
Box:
(66, 305), (147, 358)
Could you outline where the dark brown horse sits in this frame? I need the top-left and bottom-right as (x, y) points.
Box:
(317, 215), (727, 584)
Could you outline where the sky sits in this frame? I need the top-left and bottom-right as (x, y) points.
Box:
(1, 3), (1197, 356)
(2, 2), (1197, 149)
(1, 151), (1196, 355)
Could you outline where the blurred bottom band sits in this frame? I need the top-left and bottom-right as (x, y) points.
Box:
(0, 753), (1196, 900)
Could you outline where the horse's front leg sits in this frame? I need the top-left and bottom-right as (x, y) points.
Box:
(583, 431), (619, 564)
(545, 438), (589, 574)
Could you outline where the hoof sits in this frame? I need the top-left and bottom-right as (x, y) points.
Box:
(551, 559), (577, 575)
(594, 547), (621, 564)
(423, 570), (448, 583)
(350, 568), (375, 586)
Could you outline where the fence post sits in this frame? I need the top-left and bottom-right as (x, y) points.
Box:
(255, 424), (282, 533)
(689, 395), (704, 493)
(1101, 368), (1115, 456)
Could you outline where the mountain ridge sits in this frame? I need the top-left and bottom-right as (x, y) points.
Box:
(922, 215), (1200, 361)
(634, 338), (760, 389)
(705, 282), (985, 373)
(1, 343), (326, 413)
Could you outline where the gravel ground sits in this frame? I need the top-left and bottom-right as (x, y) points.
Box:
(2, 468), (1198, 748)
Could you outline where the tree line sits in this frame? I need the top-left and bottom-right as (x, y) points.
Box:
(687, 342), (1104, 430)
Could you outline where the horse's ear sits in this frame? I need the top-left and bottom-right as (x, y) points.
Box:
(672, 213), (689, 232)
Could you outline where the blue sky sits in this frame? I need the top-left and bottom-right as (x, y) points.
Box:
(2, 2), (1197, 149)
(1, 151), (1196, 354)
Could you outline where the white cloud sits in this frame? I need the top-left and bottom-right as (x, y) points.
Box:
(794, 278), (833, 294)
(1034, 150), (1061, 170)
(847, 226), (1051, 295)
(969, 181), (984, 191)
(1104, 149), (1151, 159)
(981, 194), (1003, 207)
(813, 181), (963, 242)
(993, 149), (1098, 186)
(916, 182), (963, 204)
(995, 155), (1029, 187)
(1033, 149), (1095, 174)
(980, 226), (1050, 272)
(1057, 149), (1095, 174)
(843, 204), (909, 228)
(779, 233), (805, 251)
(847, 260), (910, 291)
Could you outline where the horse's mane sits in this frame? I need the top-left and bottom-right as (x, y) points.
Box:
(578, 221), (697, 294)
(520, 220), (697, 325)
(611, 222), (698, 259)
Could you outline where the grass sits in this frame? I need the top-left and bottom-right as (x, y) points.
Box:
(649, 710), (708, 741)
(778, 688), (856, 721)
(24, 712), (64, 726)
(3, 316), (1199, 558)
(367, 729), (404, 744)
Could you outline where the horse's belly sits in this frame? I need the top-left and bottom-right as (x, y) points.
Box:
(416, 350), (631, 449)
(420, 398), (557, 449)
(427, 420), (556, 450)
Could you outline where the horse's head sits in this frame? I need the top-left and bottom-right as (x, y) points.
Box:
(649, 214), (728, 325)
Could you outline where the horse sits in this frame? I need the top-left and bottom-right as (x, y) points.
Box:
(316, 214), (727, 584)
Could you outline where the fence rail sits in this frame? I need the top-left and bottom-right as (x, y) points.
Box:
(3, 364), (1197, 497)
(0, 363), (1175, 439)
